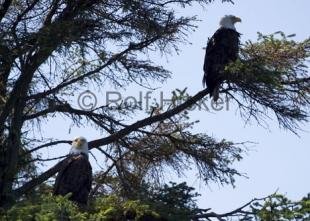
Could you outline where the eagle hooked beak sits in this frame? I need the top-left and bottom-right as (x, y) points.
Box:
(73, 138), (83, 149)
(234, 17), (242, 23)
(76, 140), (83, 148)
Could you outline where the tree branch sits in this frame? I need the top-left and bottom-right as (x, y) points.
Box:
(193, 196), (270, 220)
(13, 156), (74, 198)
(22, 140), (71, 156)
(26, 35), (163, 102)
(0, 0), (12, 22)
(88, 88), (209, 148)
(13, 88), (209, 197)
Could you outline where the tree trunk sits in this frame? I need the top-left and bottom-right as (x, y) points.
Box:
(0, 98), (24, 208)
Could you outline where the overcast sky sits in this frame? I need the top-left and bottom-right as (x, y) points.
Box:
(41, 0), (310, 213)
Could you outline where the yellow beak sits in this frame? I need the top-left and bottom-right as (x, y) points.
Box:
(235, 17), (242, 23)
(76, 141), (82, 149)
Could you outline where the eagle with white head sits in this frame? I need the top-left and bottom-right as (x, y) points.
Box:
(70, 136), (89, 157)
(203, 15), (241, 101)
(53, 136), (92, 206)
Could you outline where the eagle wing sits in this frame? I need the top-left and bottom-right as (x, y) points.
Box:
(53, 154), (92, 204)
(203, 28), (240, 97)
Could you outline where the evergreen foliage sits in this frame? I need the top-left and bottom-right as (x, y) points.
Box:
(0, 0), (309, 220)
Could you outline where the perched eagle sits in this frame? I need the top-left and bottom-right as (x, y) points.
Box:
(203, 15), (241, 101)
(53, 136), (92, 206)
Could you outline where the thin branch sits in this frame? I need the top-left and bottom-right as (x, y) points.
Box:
(88, 88), (209, 149)
(13, 156), (74, 197)
(0, 0), (12, 22)
(13, 88), (210, 197)
(193, 195), (271, 220)
(22, 140), (71, 156)
(26, 36), (162, 102)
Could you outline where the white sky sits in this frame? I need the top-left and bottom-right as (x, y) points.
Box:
(39, 0), (310, 213)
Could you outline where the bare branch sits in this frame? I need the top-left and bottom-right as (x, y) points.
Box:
(14, 88), (210, 196)
(0, 0), (12, 22)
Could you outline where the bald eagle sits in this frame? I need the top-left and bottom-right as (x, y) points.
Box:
(203, 15), (241, 101)
(53, 136), (92, 206)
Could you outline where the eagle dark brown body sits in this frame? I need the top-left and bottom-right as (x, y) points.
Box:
(53, 154), (92, 205)
(203, 27), (240, 101)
